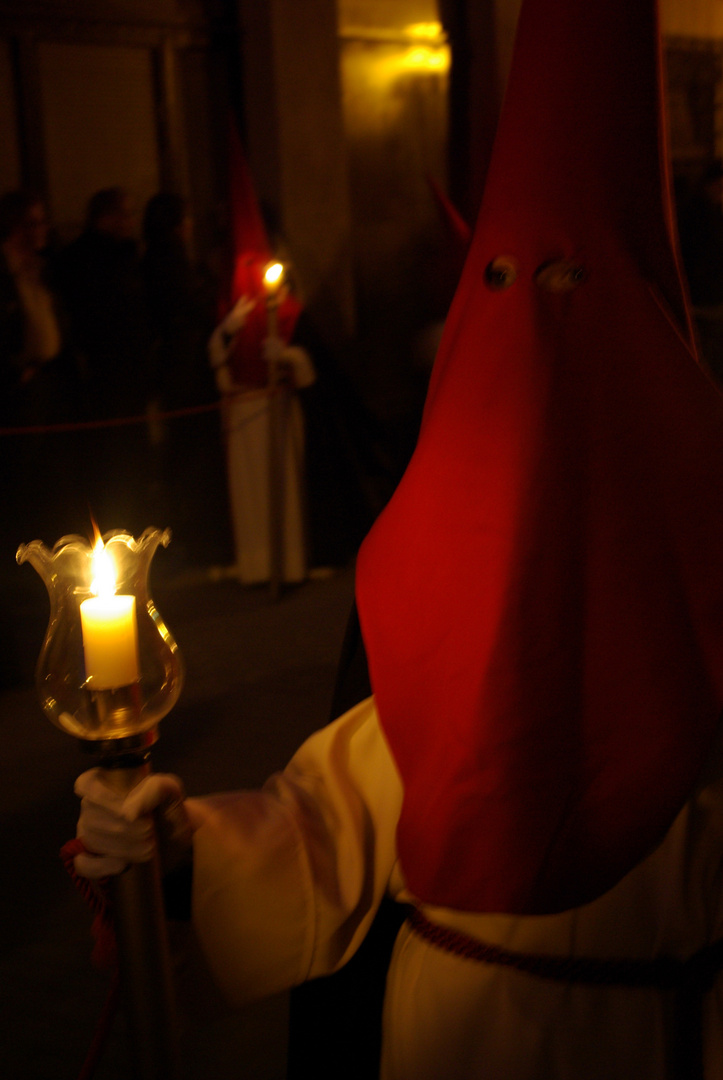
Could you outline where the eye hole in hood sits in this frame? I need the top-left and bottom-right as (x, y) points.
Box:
(484, 256), (519, 291)
(535, 259), (587, 293)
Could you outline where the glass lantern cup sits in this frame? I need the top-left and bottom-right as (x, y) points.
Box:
(17, 527), (183, 753)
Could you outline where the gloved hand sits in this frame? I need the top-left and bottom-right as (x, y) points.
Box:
(262, 338), (316, 389)
(207, 294), (258, 395)
(282, 345), (316, 389)
(74, 769), (197, 879)
(223, 293), (257, 336)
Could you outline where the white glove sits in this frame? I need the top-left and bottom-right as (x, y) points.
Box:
(223, 293), (257, 336)
(283, 345), (316, 389)
(74, 769), (193, 879)
(208, 294), (258, 392)
(262, 338), (316, 389)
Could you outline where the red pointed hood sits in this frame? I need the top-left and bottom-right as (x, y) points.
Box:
(224, 122), (300, 386)
(356, 0), (723, 914)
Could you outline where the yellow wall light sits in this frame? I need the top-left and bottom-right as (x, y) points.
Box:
(402, 45), (449, 72)
(406, 22), (446, 43)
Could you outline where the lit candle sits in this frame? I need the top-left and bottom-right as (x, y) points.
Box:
(263, 261), (284, 296)
(80, 540), (140, 690)
(263, 261), (285, 362)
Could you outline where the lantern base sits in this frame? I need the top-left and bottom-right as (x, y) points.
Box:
(80, 728), (158, 768)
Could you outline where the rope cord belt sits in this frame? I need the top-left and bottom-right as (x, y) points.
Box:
(408, 907), (723, 1080)
(409, 907), (723, 987)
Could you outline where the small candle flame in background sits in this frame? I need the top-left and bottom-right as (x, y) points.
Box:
(263, 261), (284, 291)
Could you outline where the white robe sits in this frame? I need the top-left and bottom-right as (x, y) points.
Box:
(190, 697), (723, 1079)
(221, 387), (306, 584)
(208, 305), (314, 586)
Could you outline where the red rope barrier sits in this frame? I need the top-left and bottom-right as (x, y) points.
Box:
(0, 400), (221, 437)
(0, 384), (287, 437)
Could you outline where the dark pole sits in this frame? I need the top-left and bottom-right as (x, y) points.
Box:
(96, 738), (181, 1080)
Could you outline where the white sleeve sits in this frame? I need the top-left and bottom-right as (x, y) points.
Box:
(207, 296), (256, 380)
(191, 696), (403, 1006)
(207, 319), (234, 371)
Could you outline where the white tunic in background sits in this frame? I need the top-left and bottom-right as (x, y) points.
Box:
(221, 387), (306, 585)
(191, 697), (723, 1079)
(209, 304), (314, 586)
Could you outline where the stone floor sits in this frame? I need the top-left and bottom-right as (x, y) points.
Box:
(1, 555), (357, 1080)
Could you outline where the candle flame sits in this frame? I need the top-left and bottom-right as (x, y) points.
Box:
(90, 537), (117, 598)
(263, 262), (284, 288)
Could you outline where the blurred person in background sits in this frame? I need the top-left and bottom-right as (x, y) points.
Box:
(208, 279), (314, 585)
(0, 190), (80, 539)
(0, 190), (63, 424)
(141, 191), (229, 567)
(54, 186), (150, 420)
(54, 186), (153, 531)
